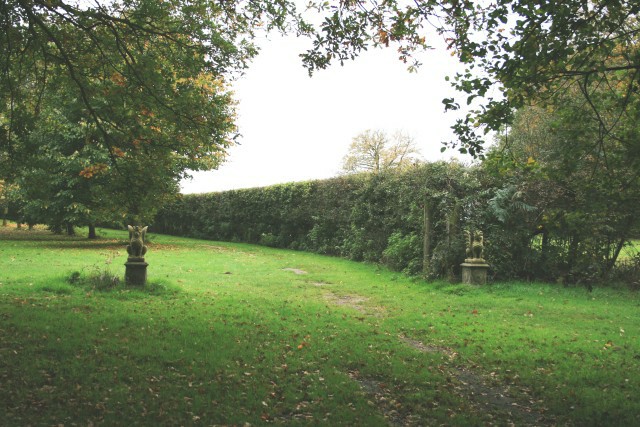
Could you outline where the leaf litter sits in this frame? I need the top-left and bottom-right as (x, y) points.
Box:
(396, 335), (554, 426)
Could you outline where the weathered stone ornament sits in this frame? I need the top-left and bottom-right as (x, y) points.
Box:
(461, 229), (490, 285)
(125, 225), (148, 286)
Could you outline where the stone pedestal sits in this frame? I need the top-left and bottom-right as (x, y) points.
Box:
(125, 257), (148, 286)
(461, 259), (490, 285)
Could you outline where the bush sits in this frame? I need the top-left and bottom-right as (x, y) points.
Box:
(67, 268), (120, 291)
(382, 232), (422, 275)
(609, 254), (640, 290)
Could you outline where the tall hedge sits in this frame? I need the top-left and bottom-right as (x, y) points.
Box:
(154, 160), (640, 285)
(154, 162), (480, 277)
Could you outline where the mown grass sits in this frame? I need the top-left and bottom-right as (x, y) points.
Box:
(1, 225), (639, 426)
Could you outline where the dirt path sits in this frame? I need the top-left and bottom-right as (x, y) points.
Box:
(319, 287), (552, 425)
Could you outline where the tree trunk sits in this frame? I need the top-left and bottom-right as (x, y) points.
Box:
(540, 229), (549, 264)
(604, 237), (626, 276)
(566, 235), (579, 279)
(447, 203), (460, 281)
(604, 217), (634, 276)
(88, 224), (97, 239)
(423, 201), (432, 274)
(2, 206), (7, 226)
(66, 223), (75, 236)
(530, 227), (550, 275)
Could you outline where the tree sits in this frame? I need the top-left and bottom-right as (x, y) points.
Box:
(8, 2), (640, 162)
(2, 1), (305, 136)
(5, 35), (221, 232)
(483, 96), (640, 282)
(1, 0), (307, 227)
(0, 179), (7, 226)
(300, 1), (640, 157)
(4, 1), (639, 165)
(1, 0), (308, 231)
(342, 130), (421, 174)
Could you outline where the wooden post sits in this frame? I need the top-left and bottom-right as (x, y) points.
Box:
(447, 203), (460, 281)
(423, 201), (432, 274)
(0, 180), (5, 227)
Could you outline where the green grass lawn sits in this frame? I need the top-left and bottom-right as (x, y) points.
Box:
(1, 225), (639, 426)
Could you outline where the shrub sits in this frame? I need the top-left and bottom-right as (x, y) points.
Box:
(382, 232), (422, 275)
(67, 269), (121, 291)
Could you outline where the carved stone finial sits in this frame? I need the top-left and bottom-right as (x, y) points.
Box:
(464, 229), (485, 262)
(126, 225), (148, 259)
(125, 225), (148, 286)
(462, 228), (489, 285)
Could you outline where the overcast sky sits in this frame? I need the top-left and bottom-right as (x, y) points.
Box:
(179, 32), (467, 194)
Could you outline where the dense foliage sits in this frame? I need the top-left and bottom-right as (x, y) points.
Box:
(1, 0), (304, 231)
(483, 103), (640, 284)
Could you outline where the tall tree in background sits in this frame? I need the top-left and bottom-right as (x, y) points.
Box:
(342, 130), (421, 174)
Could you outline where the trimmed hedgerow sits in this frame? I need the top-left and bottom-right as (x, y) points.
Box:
(154, 162), (480, 278)
(153, 160), (639, 286)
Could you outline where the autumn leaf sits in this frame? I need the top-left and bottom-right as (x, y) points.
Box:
(110, 72), (126, 87)
(79, 163), (108, 179)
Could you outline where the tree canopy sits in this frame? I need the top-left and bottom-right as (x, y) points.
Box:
(7, 1), (639, 161)
(2, 0), (308, 159)
(1, 0), (306, 228)
(342, 129), (421, 174)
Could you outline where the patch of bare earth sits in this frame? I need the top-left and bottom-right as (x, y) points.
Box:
(197, 244), (228, 252)
(199, 245), (257, 257)
(398, 335), (456, 358)
(348, 370), (426, 426)
(323, 292), (386, 317)
(282, 268), (307, 275)
(324, 293), (368, 311)
(312, 281), (331, 287)
(399, 335), (552, 426)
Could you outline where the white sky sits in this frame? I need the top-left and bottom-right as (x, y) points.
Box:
(179, 33), (466, 194)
